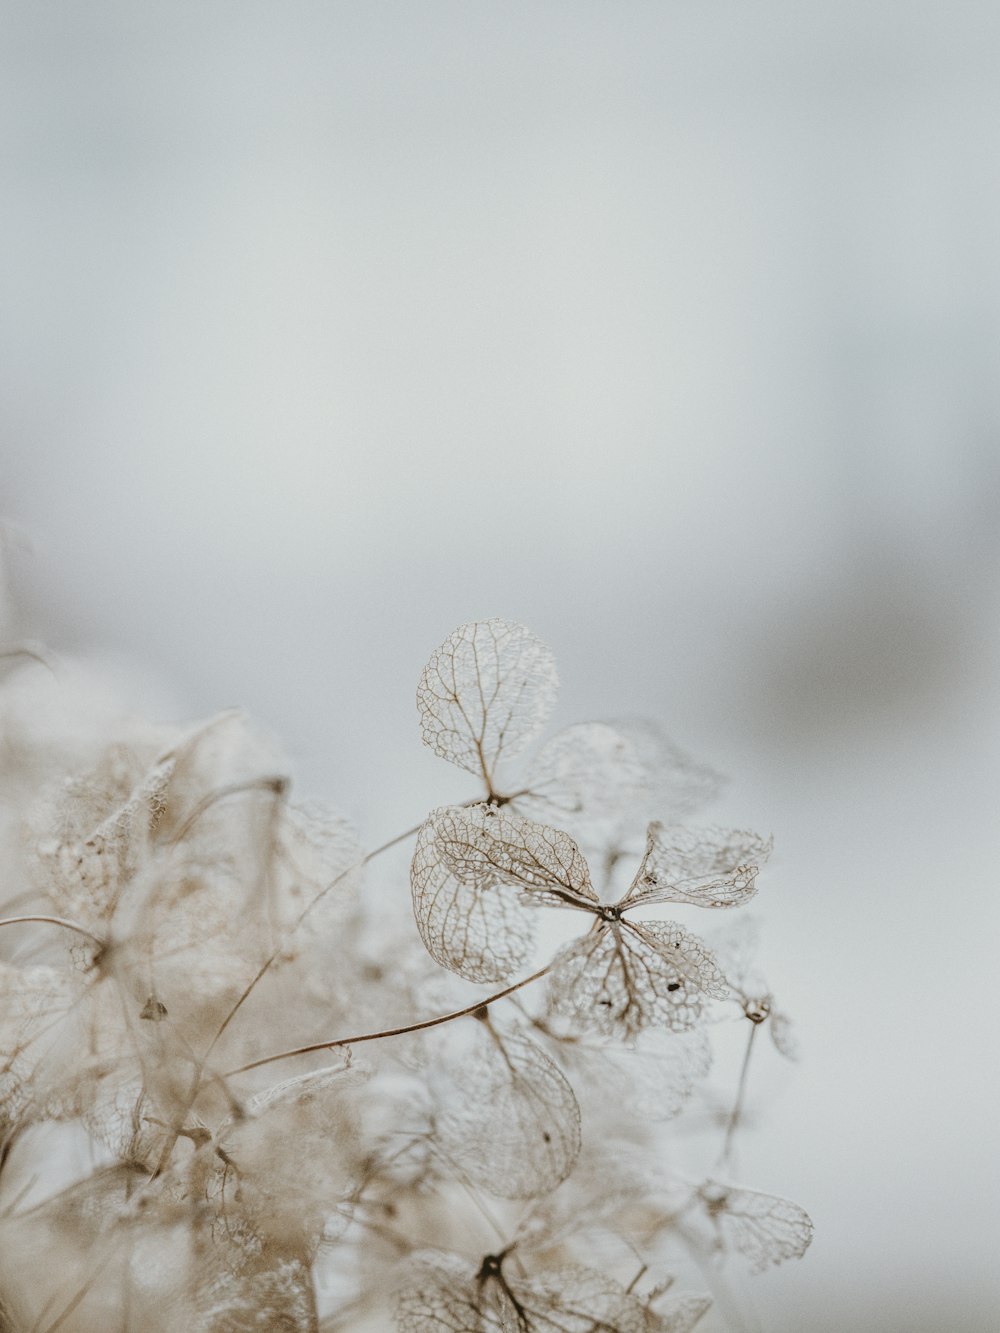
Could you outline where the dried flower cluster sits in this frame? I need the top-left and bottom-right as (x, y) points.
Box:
(0, 619), (812, 1331)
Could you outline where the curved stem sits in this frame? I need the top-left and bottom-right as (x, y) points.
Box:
(225, 963), (552, 1078)
(0, 643), (57, 674)
(203, 796), (488, 1061)
(0, 915), (104, 948)
(166, 776), (289, 848)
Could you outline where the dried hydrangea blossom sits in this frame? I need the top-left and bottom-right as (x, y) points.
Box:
(417, 620), (559, 791)
(192, 1257), (319, 1333)
(686, 1181), (815, 1273)
(396, 1249), (708, 1333)
(433, 1019), (581, 1200)
(0, 616), (811, 1330)
(428, 804), (597, 911)
(0, 964), (178, 1149)
(413, 804), (769, 1036)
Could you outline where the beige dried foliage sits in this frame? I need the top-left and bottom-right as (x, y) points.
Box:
(212, 1061), (368, 1257)
(192, 1257), (318, 1333)
(0, 615), (812, 1333)
(0, 962), (80, 1131)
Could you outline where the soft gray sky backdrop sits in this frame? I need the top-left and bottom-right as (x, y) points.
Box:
(2, 4), (999, 1330)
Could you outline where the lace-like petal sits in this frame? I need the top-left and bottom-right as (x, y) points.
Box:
(620, 824), (772, 910)
(699, 1182), (814, 1273)
(518, 722), (648, 827)
(396, 1253), (486, 1332)
(650, 1292), (713, 1332)
(769, 1010), (800, 1062)
(519, 721), (721, 835)
(431, 804), (597, 910)
(411, 813), (536, 982)
(194, 1257), (318, 1332)
(561, 1028), (712, 1122)
(396, 1256), (661, 1333)
(417, 620), (558, 782)
(504, 1265), (651, 1332)
(548, 921), (727, 1039)
(436, 1023), (581, 1199)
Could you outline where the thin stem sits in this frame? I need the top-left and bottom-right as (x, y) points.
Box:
(0, 915), (104, 948)
(225, 963), (552, 1078)
(624, 1262), (648, 1296)
(719, 1021), (759, 1168)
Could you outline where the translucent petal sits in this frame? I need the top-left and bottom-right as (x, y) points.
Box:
(519, 721), (721, 837)
(698, 1182), (814, 1273)
(216, 1061), (367, 1255)
(0, 962), (80, 1130)
(649, 1293), (713, 1332)
(411, 812), (536, 983)
(548, 921), (728, 1040)
(517, 722), (650, 828)
(504, 1265), (652, 1332)
(278, 801), (363, 934)
(704, 917), (798, 1055)
(194, 1257), (318, 1332)
(436, 1022), (581, 1199)
(397, 1256), (656, 1333)
(417, 620), (558, 783)
(244, 1058), (365, 1115)
(607, 720), (723, 820)
(561, 1028), (713, 1122)
(431, 804), (597, 911)
(704, 915), (764, 993)
(26, 745), (176, 929)
(620, 824), (772, 911)
(769, 1010), (800, 1062)
(396, 1253), (487, 1333)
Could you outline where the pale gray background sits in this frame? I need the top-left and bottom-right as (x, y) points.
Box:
(2, 3), (999, 1329)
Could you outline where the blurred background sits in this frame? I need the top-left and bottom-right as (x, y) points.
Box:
(2, 3), (998, 1328)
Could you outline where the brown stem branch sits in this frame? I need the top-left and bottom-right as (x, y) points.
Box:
(225, 963), (552, 1078)
(0, 915), (104, 948)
